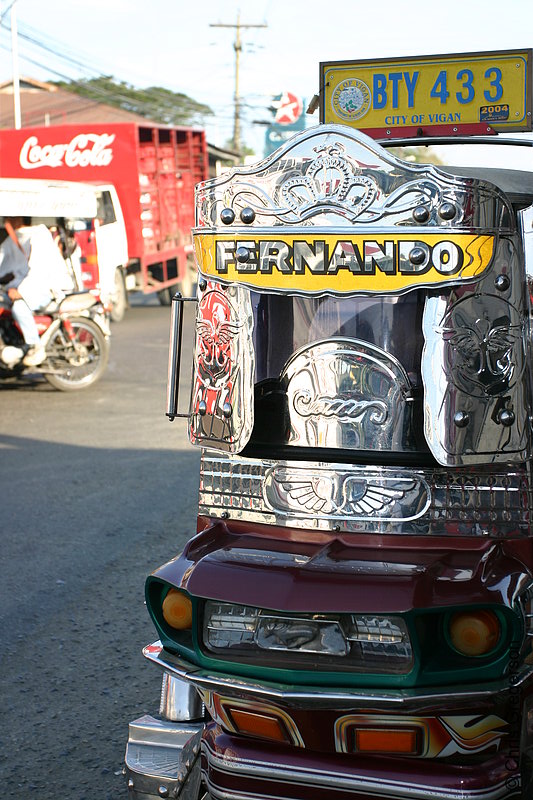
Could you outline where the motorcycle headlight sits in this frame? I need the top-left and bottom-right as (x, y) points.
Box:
(202, 601), (413, 674)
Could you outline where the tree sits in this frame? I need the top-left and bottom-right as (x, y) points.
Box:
(391, 145), (444, 165)
(224, 138), (255, 157)
(53, 76), (213, 127)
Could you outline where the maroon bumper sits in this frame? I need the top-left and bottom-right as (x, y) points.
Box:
(202, 724), (521, 800)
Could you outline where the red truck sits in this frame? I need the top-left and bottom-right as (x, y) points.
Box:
(0, 122), (208, 319)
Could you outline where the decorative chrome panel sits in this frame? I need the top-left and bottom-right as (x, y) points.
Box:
(263, 465), (427, 521)
(422, 239), (530, 465)
(189, 127), (532, 462)
(188, 281), (254, 453)
(193, 126), (506, 296)
(199, 453), (533, 537)
(195, 125), (513, 233)
(281, 338), (413, 451)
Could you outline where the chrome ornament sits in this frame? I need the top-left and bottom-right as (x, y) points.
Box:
(195, 125), (508, 230)
(265, 465), (422, 519)
(189, 281), (254, 452)
(422, 274), (530, 465)
(281, 338), (413, 451)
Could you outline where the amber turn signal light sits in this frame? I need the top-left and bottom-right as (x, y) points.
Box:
(228, 708), (291, 744)
(162, 589), (193, 630)
(355, 727), (421, 755)
(449, 610), (500, 657)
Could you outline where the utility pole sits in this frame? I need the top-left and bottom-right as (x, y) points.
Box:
(1, 0), (21, 128)
(210, 12), (267, 153)
(11, 0), (21, 129)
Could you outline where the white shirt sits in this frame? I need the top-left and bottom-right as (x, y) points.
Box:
(0, 230), (30, 289)
(0, 224), (74, 306)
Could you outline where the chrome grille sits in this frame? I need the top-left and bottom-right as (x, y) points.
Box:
(198, 452), (532, 536)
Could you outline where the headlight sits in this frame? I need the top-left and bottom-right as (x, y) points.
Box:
(202, 601), (413, 674)
(256, 615), (347, 655)
(448, 610), (501, 657)
(162, 588), (193, 630)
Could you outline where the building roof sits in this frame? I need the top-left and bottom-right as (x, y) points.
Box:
(0, 76), (155, 128)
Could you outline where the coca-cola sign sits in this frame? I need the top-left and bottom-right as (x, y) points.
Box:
(19, 133), (115, 170)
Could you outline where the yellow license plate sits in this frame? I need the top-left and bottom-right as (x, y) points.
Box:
(320, 49), (531, 135)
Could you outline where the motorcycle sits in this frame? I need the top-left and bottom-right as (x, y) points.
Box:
(0, 290), (110, 391)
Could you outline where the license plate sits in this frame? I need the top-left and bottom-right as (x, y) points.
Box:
(320, 49), (532, 136)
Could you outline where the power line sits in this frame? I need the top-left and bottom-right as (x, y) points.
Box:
(2, 16), (121, 80)
(0, 18), (215, 117)
(0, 38), (213, 128)
(0, 0), (17, 24)
(1, 20), (102, 80)
(0, 15), (269, 146)
(16, 19), (228, 114)
(0, 40), (91, 83)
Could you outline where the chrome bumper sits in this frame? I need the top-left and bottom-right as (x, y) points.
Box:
(125, 667), (206, 800)
(125, 715), (204, 800)
(138, 643), (525, 800)
(142, 640), (530, 711)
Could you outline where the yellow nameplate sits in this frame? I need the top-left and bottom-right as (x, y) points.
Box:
(194, 232), (495, 294)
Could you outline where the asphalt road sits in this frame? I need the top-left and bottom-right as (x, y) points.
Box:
(1, 297), (201, 799)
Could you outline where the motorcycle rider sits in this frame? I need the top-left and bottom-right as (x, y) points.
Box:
(0, 216), (73, 366)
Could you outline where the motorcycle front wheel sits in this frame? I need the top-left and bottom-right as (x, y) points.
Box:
(44, 317), (109, 392)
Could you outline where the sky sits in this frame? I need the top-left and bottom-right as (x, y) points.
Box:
(0, 0), (532, 166)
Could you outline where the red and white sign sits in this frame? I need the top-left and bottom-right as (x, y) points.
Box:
(272, 92), (303, 125)
(19, 132), (115, 170)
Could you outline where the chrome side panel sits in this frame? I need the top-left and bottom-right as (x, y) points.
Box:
(198, 452), (532, 537)
(189, 281), (254, 453)
(421, 228), (530, 465)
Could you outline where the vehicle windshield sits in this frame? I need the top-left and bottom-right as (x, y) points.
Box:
(251, 290), (424, 386)
(387, 136), (533, 170)
(246, 288), (429, 460)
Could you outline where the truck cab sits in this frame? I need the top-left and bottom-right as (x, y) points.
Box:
(76, 184), (129, 321)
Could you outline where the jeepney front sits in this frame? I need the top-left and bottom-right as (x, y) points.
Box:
(126, 122), (533, 800)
